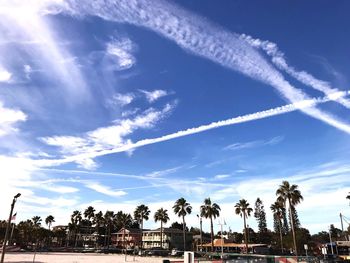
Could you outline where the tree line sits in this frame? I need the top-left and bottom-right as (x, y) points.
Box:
(1, 181), (349, 255)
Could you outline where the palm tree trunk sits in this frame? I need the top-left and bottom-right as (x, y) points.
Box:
(182, 215), (186, 251)
(140, 220), (143, 251)
(243, 213), (248, 254)
(210, 216), (214, 252)
(288, 198), (298, 256)
(160, 221), (163, 249)
(278, 217), (283, 253)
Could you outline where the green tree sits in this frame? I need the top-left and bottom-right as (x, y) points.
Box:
(154, 208), (170, 249)
(70, 210), (82, 247)
(271, 201), (284, 252)
(235, 199), (253, 253)
(200, 197), (221, 251)
(173, 197), (192, 250)
(93, 211), (104, 248)
(134, 204), (150, 249)
(276, 181), (303, 256)
(254, 198), (267, 242)
(45, 215), (55, 230)
(84, 206), (95, 226)
(104, 210), (115, 248)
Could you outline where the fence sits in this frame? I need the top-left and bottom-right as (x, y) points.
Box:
(168, 254), (320, 263)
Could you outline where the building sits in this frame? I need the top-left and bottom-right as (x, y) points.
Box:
(199, 238), (268, 253)
(142, 228), (193, 250)
(111, 228), (142, 248)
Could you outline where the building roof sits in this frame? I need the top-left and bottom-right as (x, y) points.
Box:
(111, 227), (142, 235)
(143, 227), (190, 234)
(200, 239), (267, 248)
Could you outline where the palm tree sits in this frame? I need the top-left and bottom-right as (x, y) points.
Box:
(32, 216), (42, 227)
(200, 197), (221, 251)
(134, 204), (150, 249)
(154, 208), (170, 249)
(235, 199), (253, 254)
(45, 215), (55, 230)
(116, 212), (133, 253)
(173, 197), (192, 250)
(276, 181), (303, 256)
(104, 211), (115, 248)
(71, 210), (82, 247)
(270, 201), (284, 253)
(84, 206), (95, 225)
(93, 211), (104, 248)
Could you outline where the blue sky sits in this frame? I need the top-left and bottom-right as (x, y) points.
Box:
(1, 0), (350, 234)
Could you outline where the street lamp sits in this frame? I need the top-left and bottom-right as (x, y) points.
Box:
(1, 193), (21, 263)
(196, 215), (203, 252)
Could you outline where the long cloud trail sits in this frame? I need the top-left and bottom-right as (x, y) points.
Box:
(240, 34), (350, 109)
(51, 0), (350, 134)
(35, 91), (350, 167)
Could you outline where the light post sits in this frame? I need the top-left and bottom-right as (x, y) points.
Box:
(1, 193), (21, 263)
(218, 218), (226, 259)
(197, 215), (203, 252)
(329, 228), (334, 255)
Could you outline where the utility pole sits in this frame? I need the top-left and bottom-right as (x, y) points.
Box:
(197, 215), (203, 252)
(1, 193), (21, 263)
(218, 218), (226, 259)
(329, 228), (334, 255)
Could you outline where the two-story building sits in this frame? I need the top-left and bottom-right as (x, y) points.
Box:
(111, 228), (142, 248)
(142, 228), (192, 250)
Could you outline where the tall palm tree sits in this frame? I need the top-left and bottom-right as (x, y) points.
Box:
(134, 204), (150, 249)
(270, 201), (284, 253)
(235, 199), (253, 254)
(93, 211), (104, 248)
(116, 212), (133, 252)
(84, 206), (95, 225)
(154, 208), (170, 249)
(276, 181), (303, 256)
(32, 216), (42, 227)
(200, 197), (221, 251)
(71, 210), (82, 247)
(104, 211), (115, 248)
(173, 197), (192, 250)
(45, 215), (55, 230)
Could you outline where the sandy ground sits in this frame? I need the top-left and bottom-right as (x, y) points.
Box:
(4, 252), (178, 263)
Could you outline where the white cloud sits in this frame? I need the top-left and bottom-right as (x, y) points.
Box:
(106, 38), (136, 70)
(23, 64), (32, 79)
(110, 93), (135, 106)
(240, 34), (350, 109)
(84, 181), (127, 197)
(0, 66), (12, 82)
(37, 91), (350, 168)
(40, 103), (175, 168)
(213, 174), (231, 180)
(48, 0), (350, 134)
(0, 102), (27, 136)
(223, 135), (284, 151)
(139, 89), (169, 103)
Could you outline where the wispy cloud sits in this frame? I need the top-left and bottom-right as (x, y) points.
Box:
(84, 181), (127, 197)
(240, 34), (350, 109)
(40, 102), (176, 168)
(35, 91), (350, 168)
(223, 136), (284, 151)
(139, 89), (169, 103)
(106, 38), (136, 70)
(0, 66), (12, 82)
(52, 0), (350, 134)
(0, 101), (27, 136)
(109, 93), (135, 107)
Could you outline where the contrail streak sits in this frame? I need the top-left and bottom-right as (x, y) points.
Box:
(35, 90), (350, 167)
